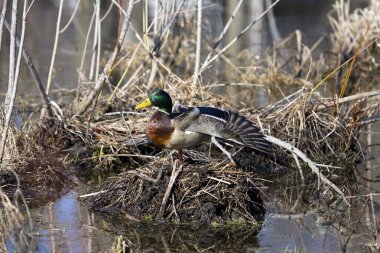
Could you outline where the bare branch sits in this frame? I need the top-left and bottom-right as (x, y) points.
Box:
(77, 0), (135, 115)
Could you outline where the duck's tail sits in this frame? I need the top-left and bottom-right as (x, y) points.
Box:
(222, 111), (274, 155)
(179, 106), (275, 157)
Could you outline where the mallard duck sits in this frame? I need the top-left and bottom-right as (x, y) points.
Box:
(136, 89), (274, 163)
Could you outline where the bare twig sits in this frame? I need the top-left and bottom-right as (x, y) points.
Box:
(60, 0), (81, 33)
(317, 89), (380, 111)
(265, 135), (349, 205)
(0, 10), (53, 118)
(79, 189), (109, 198)
(77, 0), (134, 115)
(118, 0), (186, 93)
(199, 0), (280, 74)
(265, 0), (282, 42)
(158, 162), (183, 218)
(41, 0), (64, 119)
(0, 0), (7, 52)
(89, 0), (101, 81)
(207, 176), (231, 185)
(14, 0), (28, 96)
(100, 0), (114, 22)
(192, 0), (202, 91)
(201, 0), (244, 67)
(46, 0), (64, 95)
(0, 0), (19, 163)
(76, 9), (95, 106)
(146, 0), (159, 90)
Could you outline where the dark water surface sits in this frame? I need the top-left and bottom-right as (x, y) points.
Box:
(3, 0), (379, 252)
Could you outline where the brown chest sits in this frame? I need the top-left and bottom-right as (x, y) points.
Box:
(146, 111), (174, 148)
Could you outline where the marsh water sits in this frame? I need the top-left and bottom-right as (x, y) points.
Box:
(2, 0), (379, 252)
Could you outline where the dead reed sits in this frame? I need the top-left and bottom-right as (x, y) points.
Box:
(0, 0), (379, 250)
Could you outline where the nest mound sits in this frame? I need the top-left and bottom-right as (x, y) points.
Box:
(60, 86), (379, 225)
(83, 160), (265, 224)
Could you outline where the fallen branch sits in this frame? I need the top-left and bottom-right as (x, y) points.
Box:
(158, 161), (183, 218)
(317, 89), (380, 111)
(265, 135), (349, 205)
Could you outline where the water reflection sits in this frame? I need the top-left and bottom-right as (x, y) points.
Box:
(259, 214), (341, 253)
(2, 0), (379, 252)
(13, 188), (261, 252)
(16, 189), (371, 252)
(26, 190), (113, 253)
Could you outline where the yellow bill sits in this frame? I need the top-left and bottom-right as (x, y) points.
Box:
(136, 98), (152, 110)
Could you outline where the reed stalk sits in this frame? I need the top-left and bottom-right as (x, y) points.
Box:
(199, 0), (280, 74)
(77, 0), (135, 114)
(0, 0), (19, 163)
(0, 0), (7, 52)
(46, 0), (64, 94)
(191, 0), (202, 94)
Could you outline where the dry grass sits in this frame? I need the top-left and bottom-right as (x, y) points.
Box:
(0, 0), (379, 251)
(329, 0), (380, 55)
(65, 80), (378, 224)
(46, 1), (379, 226)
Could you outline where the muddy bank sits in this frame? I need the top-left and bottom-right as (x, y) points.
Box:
(0, 154), (74, 208)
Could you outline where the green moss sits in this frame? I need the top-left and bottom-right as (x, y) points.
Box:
(142, 214), (154, 223)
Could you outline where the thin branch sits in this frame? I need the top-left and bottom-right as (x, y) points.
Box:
(119, 0), (186, 93)
(199, 0), (280, 74)
(89, 1), (99, 81)
(158, 162), (183, 218)
(317, 89), (380, 111)
(265, 0), (282, 42)
(60, 0), (81, 33)
(192, 0), (202, 90)
(265, 135), (349, 205)
(46, 0), (64, 95)
(0, 0), (19, 163)
(14, 0), (28, 90)
(201, 0), (244, 67)
(95, 0), (101, 81)
(76, 9), (95, 106)
(100, 1), (114, 22)
(41, 0), (64, 119)
(77, 0), (134, 115)
(0, 0), (7, 52)
(0, 11), (53, 118)
(146, 0), (159, 90)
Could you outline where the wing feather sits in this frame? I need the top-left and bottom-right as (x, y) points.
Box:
(174, 106), (274, 155)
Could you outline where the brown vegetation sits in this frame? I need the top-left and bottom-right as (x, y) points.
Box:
(0, 0), (379, 251)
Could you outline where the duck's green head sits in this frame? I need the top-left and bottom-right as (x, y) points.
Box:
(136, 89), (172, 114)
